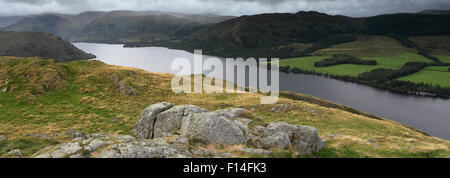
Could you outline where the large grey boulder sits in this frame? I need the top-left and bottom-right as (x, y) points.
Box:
(262, 121), (326, 155)
(261, 132), (291, 149)
(133, 102), (174, 139)
(291, 126), (327, 155)
(103, 139), (190, 158)
(180, 112), (245, 145)
(153, 105), (207, 138)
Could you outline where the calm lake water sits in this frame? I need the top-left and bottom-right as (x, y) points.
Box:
(74, 43), (450, 140)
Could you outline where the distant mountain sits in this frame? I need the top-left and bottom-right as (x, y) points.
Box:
(149, 11), (450, 58)
(69, 13), (206, 43)
(0, 16), (24, 27)
(3, 15), (77, 38)
(0, 31), (95, 62)
(1, 11), (234, 43)
(418, 10), (450, 15)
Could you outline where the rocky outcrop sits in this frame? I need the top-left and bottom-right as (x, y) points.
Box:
(133, 102), (174, 139)
(180, 112), (246, 145)
(33, 102), (326, 158)
(133, 102), (326, 155)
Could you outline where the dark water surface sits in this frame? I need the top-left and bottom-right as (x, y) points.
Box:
(74, 43), (450, 140)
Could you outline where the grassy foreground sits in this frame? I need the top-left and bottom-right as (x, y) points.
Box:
(0, 57), (449, 158)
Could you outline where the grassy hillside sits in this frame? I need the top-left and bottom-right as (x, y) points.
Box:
(312, 36), (416, 57)
(0, 31), (95, 62)
(154, 12), (450, 58)
(409, 36), (450, 55)
(0, 57), (449, 158)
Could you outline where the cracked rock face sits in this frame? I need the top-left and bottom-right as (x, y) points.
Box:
(181, 112), (246, 145)
(133, 102), (174, 139)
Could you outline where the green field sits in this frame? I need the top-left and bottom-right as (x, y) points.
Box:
(279, 52), (432, 77)
(397, 66), (450, 87)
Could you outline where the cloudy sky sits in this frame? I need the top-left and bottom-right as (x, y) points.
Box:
(0, 0), (449, 17)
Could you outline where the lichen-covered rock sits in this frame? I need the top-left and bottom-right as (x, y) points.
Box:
(235, 147), (272, 156)
(180, 112), (245, 145)
(291, 126), (327, 155)
(106, 140), (191, 158)
(214, 108), (245, 119)
(264, 122), (298, 137)
(50, 142), (83, 158)
(4, 149), (23, 158)
(153, 105), (207, 138)
(133, 102), (174, 139)
(233, 118), (253, 135)
(261, 132), (291, 149)
(262, 121), (326, 155)
(84, 139), (113, 152)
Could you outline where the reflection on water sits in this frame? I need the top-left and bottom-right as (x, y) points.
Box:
(74, 43), (450, 140)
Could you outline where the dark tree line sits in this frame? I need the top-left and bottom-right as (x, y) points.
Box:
(314, 54), (377, 67)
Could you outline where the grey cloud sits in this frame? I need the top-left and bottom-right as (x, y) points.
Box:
(0, 0), (449, 17)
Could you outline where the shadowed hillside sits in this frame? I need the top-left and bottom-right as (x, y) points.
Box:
(0, 31), (95, 62)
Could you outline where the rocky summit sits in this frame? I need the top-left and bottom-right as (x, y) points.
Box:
(33, 102), (326, 158)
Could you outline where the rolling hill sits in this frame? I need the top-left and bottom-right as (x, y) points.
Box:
(154, 11), (450, 58)
(1, 11), (234, 43)
(0, 31), (95, 62)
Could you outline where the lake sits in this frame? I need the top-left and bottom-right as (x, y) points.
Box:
(74, 43), (450, 140)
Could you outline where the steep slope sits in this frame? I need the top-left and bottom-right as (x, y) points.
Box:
(0, 57), (449, 158)
(153, 12), (450, 58)
(2, 14), (76, 38)
(0, 31), (95, 62)
(70, 14), (205, 43)
(154, 11), (362, 58)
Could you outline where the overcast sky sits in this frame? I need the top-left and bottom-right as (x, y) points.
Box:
(0, 0), (449, 17)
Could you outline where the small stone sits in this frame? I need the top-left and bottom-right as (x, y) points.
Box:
(0, 135), (7, 141)
(69, 154), (87, 158)
(235, 147), (272, 156)
(329, 134), (343, 139)
(85, 139), (112, 152)
(111, 117), (121, 122)
(66, 129), (86, 139)
(1, 88), (7, 93)
(4, 149), (23, 158)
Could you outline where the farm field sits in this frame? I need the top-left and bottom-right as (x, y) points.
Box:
(397, 66), (450, 87)
(279, 52), (432, 77)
